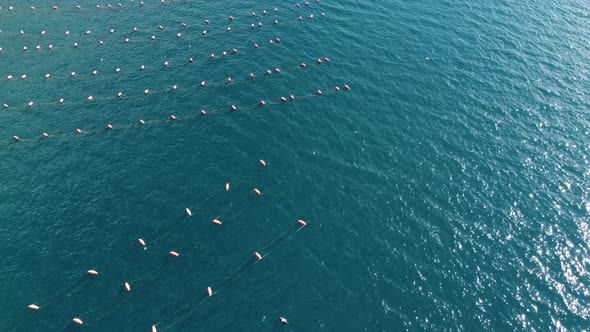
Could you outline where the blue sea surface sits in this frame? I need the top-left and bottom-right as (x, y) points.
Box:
(1, 0), (589, 330)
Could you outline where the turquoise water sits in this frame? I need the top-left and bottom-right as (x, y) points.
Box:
(1, 0), (589, 330)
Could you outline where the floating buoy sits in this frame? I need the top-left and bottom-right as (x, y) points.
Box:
(115, 68), (121, 73)
(274, 68), (281, 73)
(281, 97), (287, 102)
(253, 188), (262, 195)
(144, 89), (149, 95)
(266, 70), (272, 75)
(87, 96), (94, 101)
(170, 115), (176, 120)
(72, 318), (83, 325)
(280, 317), (288, 324)
(140, 65), (145, 70)
(229, 16), (234, 20)
(290, 95), (295, 100)
(249, 73), (255, 78)
(212, 219), (222, 225)
(255, 252), (262, 260)
(70, 72), (76, 77)
(301, 63), (307, 68)
(298, 220), (307, 226)
(117, 92), (123, 97)
(152, 325), (157, 332)
(204, 19), (209, 24)
(28, 304), (40, 311)
(317, 59), (322, 64)
(254, 43), (259, 48)
(225, 183), (230, 191)
(124, 282), (131, 292)
(185, 208), (192, 217)
(13, 136), (19, 142)
(259, 160), (266, 166)
(317, 90), (323, 95)
(260, 100), (266, 106)
(231, 105), (237, 111)
(87, 270), (98, 275)
(169, 251), (179, 257)
(201, 110), (207, 115)
(324, 57), (330, 62)
(139, 119), (145, 125)
(207, 287), (213, 296)
(200, 81), (206, 87)
(106, 124), (113, 130)
(92, 70), (98, 75)
(42, 133), (49, 138)
(344, 84), (350, 90)
(76, 129), (82, 134)
(138, 239), (146, 247)
(335, 86), (340, 91)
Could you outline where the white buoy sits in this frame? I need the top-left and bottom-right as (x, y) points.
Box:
(207, 287), (213, 296)
(185, 208), (192, 217)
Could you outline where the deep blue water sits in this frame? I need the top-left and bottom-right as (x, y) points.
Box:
(1, 0), (589, 331)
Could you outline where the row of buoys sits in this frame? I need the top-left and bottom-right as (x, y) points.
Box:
(7, 84), (350, 144)
(0, 0), (320, 17)
(0, 1), (177, 13)
(20, 166), (307, 327)
(0, 52), (328, 88)
(0, 2), (320, 39)
(0, 12), (325, 57)
(26, 219), (308, 328)
(0, 56), (331, 111)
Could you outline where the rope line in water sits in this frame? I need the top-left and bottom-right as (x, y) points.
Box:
(157, 220), (308, 332)
(0, 8), (325, 57)
(6, 84), (350, 146)
(0, 56), (331, 110)
(24, 177), (286, 319)
(0, 1), (319, 40)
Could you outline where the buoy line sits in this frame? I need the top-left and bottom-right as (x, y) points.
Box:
(0, 7), (325, 55)
(0, 56), (331, 111)
(0, 1), (321, 40)
(4, 84), (350, 146)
